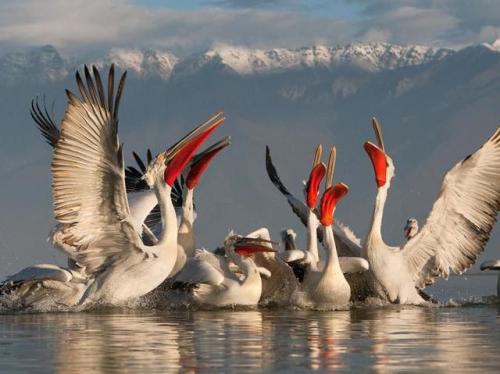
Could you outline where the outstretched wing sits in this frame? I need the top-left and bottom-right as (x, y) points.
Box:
(52, 65), (146, 274)
(265, 146), (362, 256)
(30, 97), (60, 148)
(403, 128), (500, 288)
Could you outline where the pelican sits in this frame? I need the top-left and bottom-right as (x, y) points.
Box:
(404, 218), (419, 241)
(480, 260), (500, 296)
(299, 146), (357, 309)
(241, 227), (300, 306)
(362, 118), (500, 304)
(169, 235), (275, 307)
(267, 146), (369, 278)
(265, 146), (364, 259)
(0, 65), (224, 309)
(31, 98), (229, 257)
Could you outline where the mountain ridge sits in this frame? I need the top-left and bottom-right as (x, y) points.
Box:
(0, 42), (458, 84)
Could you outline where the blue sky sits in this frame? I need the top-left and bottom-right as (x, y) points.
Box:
(0, 0), (499, 55)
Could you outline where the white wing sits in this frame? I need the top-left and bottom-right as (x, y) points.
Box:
(333, 221), (362, 257)
(173, 249), (229, 286)
(52, 65), (146, 275)
(338, 257), (369, 274)
(280, 249), (309, 263)
(5, 264), (73, 283)
(403, 127), (500, 288)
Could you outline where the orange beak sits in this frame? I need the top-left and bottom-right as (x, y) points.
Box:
(306, 163), (326, 209)
(186, 136), (230, 189)
(234, 244), (276, 257)
(164, 116), (225, 186)
(364, 141), (387, 188)
(320, 183), (349, 226)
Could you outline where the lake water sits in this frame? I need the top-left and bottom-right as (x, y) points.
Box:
(1, 274), (499, 373)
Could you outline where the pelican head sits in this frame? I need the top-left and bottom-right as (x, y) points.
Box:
(185, 136), (231, 190)
(404, 218), (419, 240)
(224, 235), (277, 257)
(304, 144), (326, 209)
(280, 228), (297, 251)
(364, 117), (395, 189)
(318, 146), (349, 226)
(142, 112), (225, 188)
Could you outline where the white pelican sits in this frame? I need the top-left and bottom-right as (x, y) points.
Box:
(266, 146), (369, 278)
(300, 146), (356, 309)
(31, 98), (229, 259)
(169, 235), (275, 307)
(480, 259), (500, 296)
(0, 65), (224, 309)
(128, 137), (231, 284)
(265, 146), (364, 259)
(404, 218), (419, 241)
(362, 118), (500, 304)
(241, 227), (299, 306)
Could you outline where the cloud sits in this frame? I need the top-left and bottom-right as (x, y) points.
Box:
(0, 0), (499, 56)
(0, 0), (354, 54)
(212, 0), (287, 8)
(349, 0), (500, 47)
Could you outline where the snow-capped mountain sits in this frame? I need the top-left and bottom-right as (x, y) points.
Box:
(175, 43), (453, 75)
(0, 42), (455, 85)
(0, 45), (67, 84)
(91, 48), (179, 79)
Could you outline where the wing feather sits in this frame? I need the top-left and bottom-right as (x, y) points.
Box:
(52, 65), (145, 274)
(403, 127), (500, 288)
(31, 97), (60, 148)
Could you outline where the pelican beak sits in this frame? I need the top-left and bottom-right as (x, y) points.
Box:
(320, 182), (349, 226)
(364, 142), (387, 188)
(185, 136), (231, 189)
(364, 117), (387, 188)
(306, 146), (326, 209)
(163, 112), (225, 186)
(234, 237), (277, 257)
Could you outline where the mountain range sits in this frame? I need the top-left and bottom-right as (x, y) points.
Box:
(0, 42), (499, 292)
(0, 42), (454, 83)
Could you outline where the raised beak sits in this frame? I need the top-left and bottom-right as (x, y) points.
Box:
(163, 112), (225, 186)
(320, 182), (349, 226)
(364, 117), (387, 188)
(364, 141), (387, 188)
(234, 237), (277, 257)
(306, 146), (326, 209)
(186, 136), (231, 189)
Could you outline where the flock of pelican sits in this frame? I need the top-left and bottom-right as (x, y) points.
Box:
(1, 65), (499, 311)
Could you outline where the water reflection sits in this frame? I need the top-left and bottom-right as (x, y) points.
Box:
(1, 304), (499, 373)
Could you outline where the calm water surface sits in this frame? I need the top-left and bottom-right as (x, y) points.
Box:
(1, 277), (499, 373)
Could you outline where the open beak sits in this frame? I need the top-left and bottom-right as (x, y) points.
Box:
(234, 237), (277, 257)
(306, 145), (326, 209)
(364, 118), (387, 188)
(163, 112), (225, 186)
(320, 182), (349, 226)
(186, 136), (231, 189)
